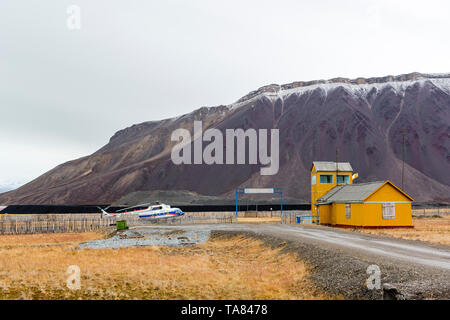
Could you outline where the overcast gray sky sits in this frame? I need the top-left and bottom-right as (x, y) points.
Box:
(1, 0), (449, 187)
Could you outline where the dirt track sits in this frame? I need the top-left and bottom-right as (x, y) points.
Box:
(130, 223), (450, 299)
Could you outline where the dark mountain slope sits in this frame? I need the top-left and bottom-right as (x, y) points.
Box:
(1, 72), (449, 204)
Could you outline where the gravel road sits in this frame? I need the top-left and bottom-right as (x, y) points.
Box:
(119, 223), (450, 299)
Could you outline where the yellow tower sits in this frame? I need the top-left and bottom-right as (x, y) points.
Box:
(310, 161), (357, 214)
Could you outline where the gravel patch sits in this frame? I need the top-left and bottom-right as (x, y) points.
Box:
(78, 228), (211, 249)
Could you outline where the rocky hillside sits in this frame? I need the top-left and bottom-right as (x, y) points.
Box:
(1, 72), (449, 204)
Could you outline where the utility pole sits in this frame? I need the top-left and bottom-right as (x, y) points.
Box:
(336, 147), (339, 185)
(401, 128), (405, 190)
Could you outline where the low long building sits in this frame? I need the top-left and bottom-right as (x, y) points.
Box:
(311, 162), (413, 228)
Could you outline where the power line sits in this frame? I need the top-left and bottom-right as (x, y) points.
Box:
(402, 127), (405, 190)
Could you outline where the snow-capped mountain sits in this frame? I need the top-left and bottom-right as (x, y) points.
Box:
(0, 72), (449, 204)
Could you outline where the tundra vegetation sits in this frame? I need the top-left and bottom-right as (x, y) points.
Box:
(0, 232), (330, 299)
(357, 214), (450, 245)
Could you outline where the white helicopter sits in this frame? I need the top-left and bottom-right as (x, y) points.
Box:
(98, 201), (185, 220)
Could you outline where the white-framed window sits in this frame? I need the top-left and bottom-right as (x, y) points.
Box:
(312, 175), (316, 185)
(337, 175), (350, 184)
(382, 202), (395, 219)
(345, 204), (351, 219)
(320, 174), (333, 184)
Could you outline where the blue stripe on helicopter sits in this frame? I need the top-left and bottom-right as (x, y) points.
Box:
(139, 210), (184, 218)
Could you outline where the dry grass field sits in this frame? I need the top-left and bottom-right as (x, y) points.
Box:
(358, 215), (450, 245)
(0, 232), (330, 300)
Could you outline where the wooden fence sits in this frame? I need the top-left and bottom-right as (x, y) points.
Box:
(0, 210), (315, 234)
(0, 214), (115, 234)
(184, 210), (309, 224)
(281, 211), (312, 224)
(412, 207), (450, 216)
(123, 214), (235, 226)
(0, 213), (236, 234)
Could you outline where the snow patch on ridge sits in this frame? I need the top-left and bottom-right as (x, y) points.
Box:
(229, 76), (450, 110)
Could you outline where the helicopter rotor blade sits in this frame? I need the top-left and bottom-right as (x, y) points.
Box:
(97, 206), (111, 218)
(115, 202), (152, 213)
(96, 205), (110, 212)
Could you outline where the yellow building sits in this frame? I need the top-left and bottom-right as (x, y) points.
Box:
(311, 161), (356, 215)
(311, 161), (413, 228)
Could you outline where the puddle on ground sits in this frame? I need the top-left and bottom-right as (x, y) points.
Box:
(78, 228), (211, 249)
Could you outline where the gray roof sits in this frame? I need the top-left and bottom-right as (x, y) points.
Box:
(317, 181), (385, 203)
(312, 161), (353, 172)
